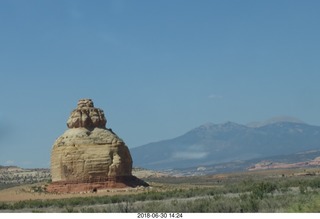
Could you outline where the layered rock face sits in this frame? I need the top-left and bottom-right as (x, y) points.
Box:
(47, 99), (147, 193)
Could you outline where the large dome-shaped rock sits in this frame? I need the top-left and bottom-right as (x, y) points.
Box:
(47, 99), (148, 193)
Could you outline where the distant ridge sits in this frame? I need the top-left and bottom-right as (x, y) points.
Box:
(131, 118), (320, 170)
(246, 116), (305, 128)
(0, 165), (19, 169)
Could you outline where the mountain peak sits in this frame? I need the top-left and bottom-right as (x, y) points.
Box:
(221, 121), (243, 127)
(194, 122), (245, 131)
(131, 117), (320, 170)
(246, 116), (305, 128)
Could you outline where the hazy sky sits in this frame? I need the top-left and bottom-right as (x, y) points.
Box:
(1, 0), (320, 168)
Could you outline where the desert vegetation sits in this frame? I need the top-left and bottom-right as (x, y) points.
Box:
(0, 167), (50, 190)
(1, 168), (320, 212)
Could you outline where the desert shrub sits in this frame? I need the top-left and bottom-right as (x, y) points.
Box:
(145, 191), (165, 200)
(258, 195), (293, 212)
(299, 184), (307, 194)
(226, 179), (255, 193)
(184, 198), (210, 212)
(12, 201), (26, 210)
(116, 201), (135, 213)
(239, 194), (259, 212)
(108, 196), (119, 203)
(287, 193), (318, 212)
(309, 177), (320, 189)
(68, 197), (84, 206)
(80, 207), (96, 213)
(133, 196), (241, 213)
(239, 192), (309, 213)
(251, 181), (278, 199)
(64, 206), (76, 213)
(27, 200), (46, 208)
(55, 200), (66, 208)
(0, 202), (10, 210)
(141, 201), (164, 212)
(204, 197), (240, 213)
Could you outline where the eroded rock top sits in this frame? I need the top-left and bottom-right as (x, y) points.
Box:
(77, 98), (94, 108)
(67, 99), (107, 129)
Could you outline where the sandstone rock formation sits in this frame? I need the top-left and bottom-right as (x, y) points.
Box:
(66, 99), (106, 129)
(47, 99), (148, 193)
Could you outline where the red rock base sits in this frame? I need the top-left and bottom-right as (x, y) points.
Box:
(46, 176), (149, 193)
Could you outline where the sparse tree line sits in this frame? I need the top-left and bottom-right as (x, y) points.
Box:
(0, 169), (51, 187)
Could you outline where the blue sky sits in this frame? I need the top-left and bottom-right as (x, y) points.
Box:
(1, 0), (320, 168)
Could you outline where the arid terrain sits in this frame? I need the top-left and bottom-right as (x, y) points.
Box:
(0, 166), (166, 202)
(1, 166), (320, 212)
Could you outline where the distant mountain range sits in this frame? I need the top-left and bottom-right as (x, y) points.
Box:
(131, 117), (320, 170)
